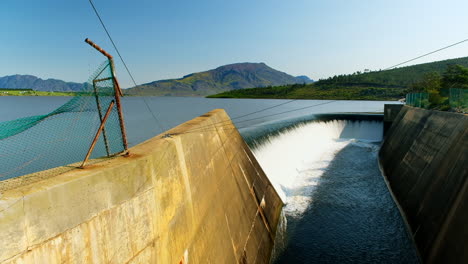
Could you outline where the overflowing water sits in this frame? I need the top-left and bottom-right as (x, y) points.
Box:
(248, 119), (420, 263)
(252, 120), (379, 214)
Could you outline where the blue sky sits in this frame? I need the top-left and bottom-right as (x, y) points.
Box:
(1, 0), (468, 88)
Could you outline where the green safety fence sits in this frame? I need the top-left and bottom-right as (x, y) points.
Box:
(449, 88), (468, 113)
(0, 61), (125, 182)
(406, 93), (430, 108)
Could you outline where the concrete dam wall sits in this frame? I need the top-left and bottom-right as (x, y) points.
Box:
(379, 105), (468, 263)
(0, 109), (283, 263)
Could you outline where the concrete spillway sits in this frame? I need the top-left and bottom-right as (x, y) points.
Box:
(248, 115), (419, 263)
(0, 109), (283, 263)
(380, 105), (468, 264)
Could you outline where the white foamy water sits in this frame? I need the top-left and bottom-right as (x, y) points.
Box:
(251, 120), (381, 217)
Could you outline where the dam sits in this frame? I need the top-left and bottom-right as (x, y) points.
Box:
(0, 94), (466, 263)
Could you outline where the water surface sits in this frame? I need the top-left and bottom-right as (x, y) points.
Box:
(0, 96), (394, 146)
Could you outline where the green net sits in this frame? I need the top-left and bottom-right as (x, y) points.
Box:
(449, 88), (468, 113)
(0, 60), (125, 182)
(406, 92), (429, 108)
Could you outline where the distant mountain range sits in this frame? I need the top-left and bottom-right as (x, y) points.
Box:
(5, 55), (468, 98)
(0, 63), (312, 96)
(295, 75), (314, 84)
(125, 62), (313, 96)
(0, 74), (85, 92)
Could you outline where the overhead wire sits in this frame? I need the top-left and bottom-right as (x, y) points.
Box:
(88, 0), (468, 138)
(383, 38), (468, 70)
(177, 100), (339, 135)
(88, 0), (137, 87)
(178, 38), (468, 134)
(175, 98), (301, 134)
(88, 0), (167, 133)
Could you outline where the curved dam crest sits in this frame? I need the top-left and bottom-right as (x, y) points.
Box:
(248, 119), (382, 205)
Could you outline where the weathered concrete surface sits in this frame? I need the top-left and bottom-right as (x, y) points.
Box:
(0, 109), (283, 264)
(379, 106), (468, 264)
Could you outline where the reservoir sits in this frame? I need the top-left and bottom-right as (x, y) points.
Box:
(0, 96), (419, 263)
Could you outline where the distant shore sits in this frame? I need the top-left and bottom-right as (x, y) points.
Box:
(0, 89), (76, 96)
(206, 84), (406, 101)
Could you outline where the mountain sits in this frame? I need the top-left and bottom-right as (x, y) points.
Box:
(0, 74), (85, 92)
(295, 75), (314, 84)
(125, 62), (305, 96)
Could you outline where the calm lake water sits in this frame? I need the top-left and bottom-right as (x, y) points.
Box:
(0, 96), (393, 146)
(0, 96), (418, 263)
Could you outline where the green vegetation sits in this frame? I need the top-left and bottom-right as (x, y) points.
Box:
(408, 64), (468, 111)
(208, 56), (468, 101)
(317, 56), (468, 88)
(0, 89), (77, 96)
(207, 84), (406, 100)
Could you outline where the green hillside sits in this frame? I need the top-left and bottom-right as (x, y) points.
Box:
(207, 84), (405, 100)
(208, 56), (468, 100)
(0, 89), (76, 96)
(316, 56), (468, 88)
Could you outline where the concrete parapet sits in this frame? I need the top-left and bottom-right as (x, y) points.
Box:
(383, 104), (403, 136)
(379, 106), (468, 263)
(0, 109), (283, 263)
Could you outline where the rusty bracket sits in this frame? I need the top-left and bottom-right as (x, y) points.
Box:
(80, 100), (115, 168)
(85, 38), (113, 59)
(85, 38), (129, 153)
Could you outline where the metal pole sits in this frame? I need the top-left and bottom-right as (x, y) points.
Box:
(85, 38), (129, 153)
(108, 59), (129, 151)
(80, 100), (115, 168)
(93, 80), (111, 156)
(85, 38), (113, 59)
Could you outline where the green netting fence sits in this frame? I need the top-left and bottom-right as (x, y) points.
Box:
(406, 93), (430, 108)
(449, 88), (468, 113)
(0, 60), (125, 182)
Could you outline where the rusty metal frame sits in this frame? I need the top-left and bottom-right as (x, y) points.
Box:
(85, 38), (129, 154)
(108, 59), (128, 150)
(80, 100), (115, 168)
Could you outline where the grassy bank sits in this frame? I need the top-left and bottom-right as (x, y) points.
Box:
(207, 83), (407, 100)
(0, 89), (77, 96)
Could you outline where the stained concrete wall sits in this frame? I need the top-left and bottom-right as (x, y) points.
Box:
(383, 104), (403, 136)
(379, 106), (468, 264)
(0, 109), (283, 264)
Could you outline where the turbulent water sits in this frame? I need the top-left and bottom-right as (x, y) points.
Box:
(249, 119), (420, 263)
